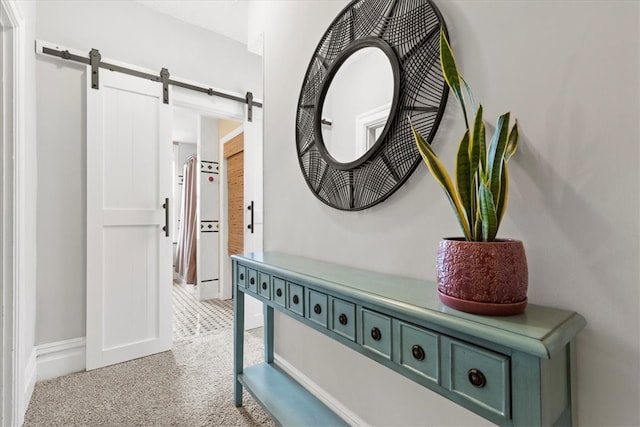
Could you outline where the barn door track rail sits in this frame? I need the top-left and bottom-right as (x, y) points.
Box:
(36, 41), (262, 121)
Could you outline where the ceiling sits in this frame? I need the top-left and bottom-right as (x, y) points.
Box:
(135, 0), (249, 45)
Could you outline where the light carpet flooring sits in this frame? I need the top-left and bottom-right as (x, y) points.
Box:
(24, 328), (275, 426)
(25, 284), (276, 427)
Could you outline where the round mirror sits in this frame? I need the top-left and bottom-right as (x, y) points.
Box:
(319, 46), (395, 164)
(295, 0), (449, 211)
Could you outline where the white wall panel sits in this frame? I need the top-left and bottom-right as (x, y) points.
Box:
(102, 227), (160, 349)
(103, 88), (159, 209)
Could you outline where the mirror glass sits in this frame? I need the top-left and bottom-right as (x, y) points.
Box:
(320, 47), (394, 164)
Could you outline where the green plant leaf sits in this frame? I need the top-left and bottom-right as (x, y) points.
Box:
(468, 105), (485, 239)
(455, 131), (473, 229)
(461, 77), (477, 117)
(473, 207), (483, 241)
(487, 112), (511, 208)
(478, 122), (487, 176)
(412, 125), (472, 240)
(476, 124), (487, 239)
(496, 163), (509, 227)
(479, 176), (498, 242)
(470, 105), (485, 176)
(495, 121), (519, 229)
(440, 30), (469, 129)
(506, 121), (519, 161)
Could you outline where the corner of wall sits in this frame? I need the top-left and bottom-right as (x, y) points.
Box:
(19, 348), (38, 425)
(35, 337), (86, 382)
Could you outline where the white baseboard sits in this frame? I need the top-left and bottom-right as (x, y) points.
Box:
(274, 354), (369, 427)
(36, 337), (86, 381)
(19, 348), (38, 426)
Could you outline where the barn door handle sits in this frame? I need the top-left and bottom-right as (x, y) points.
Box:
(162, 198), (169, 237)
(247, 201), (254, 234)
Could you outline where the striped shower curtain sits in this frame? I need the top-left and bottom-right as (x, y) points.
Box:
(175, 156), (197, 284)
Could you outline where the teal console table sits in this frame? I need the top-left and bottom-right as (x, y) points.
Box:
(233, 252), (586, 426)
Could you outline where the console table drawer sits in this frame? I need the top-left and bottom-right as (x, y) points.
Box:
(272, 277), (286, 307)
(236, 264), (247, 288)
(258, 272), (271, 299)
(396, 321), (439, 384)
(448, 339), (511, 420)
(247, 268), (258, 293)
(330, 298), (356, 341)
(307, 289), (328, 327)
(287, 282), (304, 316)
(360, 308), (392, 359)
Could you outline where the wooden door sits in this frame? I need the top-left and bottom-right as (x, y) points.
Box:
(86, 70), (172, 370)
(224, 133), (244, 256)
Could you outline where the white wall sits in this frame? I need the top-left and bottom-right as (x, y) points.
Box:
(0, 0), (40, 422)
(35, 0), (261, 345)
(263, 1), (639, 426)
(197, 116), (221, 300)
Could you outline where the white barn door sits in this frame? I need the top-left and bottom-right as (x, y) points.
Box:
(242, 106), (264, 330)
(86, 70), (172, 370)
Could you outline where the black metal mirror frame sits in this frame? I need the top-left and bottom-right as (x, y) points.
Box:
(296, 0), (449, 211)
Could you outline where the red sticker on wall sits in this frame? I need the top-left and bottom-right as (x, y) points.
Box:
(208, 176), (214, 182)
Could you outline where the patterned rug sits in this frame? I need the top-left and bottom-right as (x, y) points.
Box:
(172, 282), (234, 341)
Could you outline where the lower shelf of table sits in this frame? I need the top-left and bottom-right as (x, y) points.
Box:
(237, 362), (348, 427)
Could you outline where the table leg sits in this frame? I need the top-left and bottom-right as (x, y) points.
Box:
(264, 304), (274, 363)
(234, 287), (245, 407)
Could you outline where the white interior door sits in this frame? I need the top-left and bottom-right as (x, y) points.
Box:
(86, 69), (172, 370)
(243, 106), (264, 330)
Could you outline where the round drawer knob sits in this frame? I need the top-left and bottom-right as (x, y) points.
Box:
(239, 273), (244, 280)
(411, 345), (426, 361)
(250, 277), (255, 285)
(292, 295), (300, 305)
(468, 368), (487, 388)
(314, 304), (322, 314)
(338, 313), (348, 325)
(276, 288), (283, 297)
(262, 282), (268, 290)
(371, 327), (382, 341)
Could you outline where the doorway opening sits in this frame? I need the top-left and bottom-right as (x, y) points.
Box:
(170, 105), (247, 343)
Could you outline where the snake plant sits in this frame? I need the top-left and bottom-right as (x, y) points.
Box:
(412, 30), (519, 242)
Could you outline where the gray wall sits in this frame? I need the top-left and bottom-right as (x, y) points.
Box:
(35, 0), (262, 344)
(263, 1), (639, 425)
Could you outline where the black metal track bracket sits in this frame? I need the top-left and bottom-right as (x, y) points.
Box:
(246, 91), (253, 122)
(160, 68), (170, 104)
(90, 48), (101, 89)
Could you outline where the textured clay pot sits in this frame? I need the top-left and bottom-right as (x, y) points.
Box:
(437, 238), (528, 316)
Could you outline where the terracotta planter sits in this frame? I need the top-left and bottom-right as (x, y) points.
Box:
(437, 238), (528, 316)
